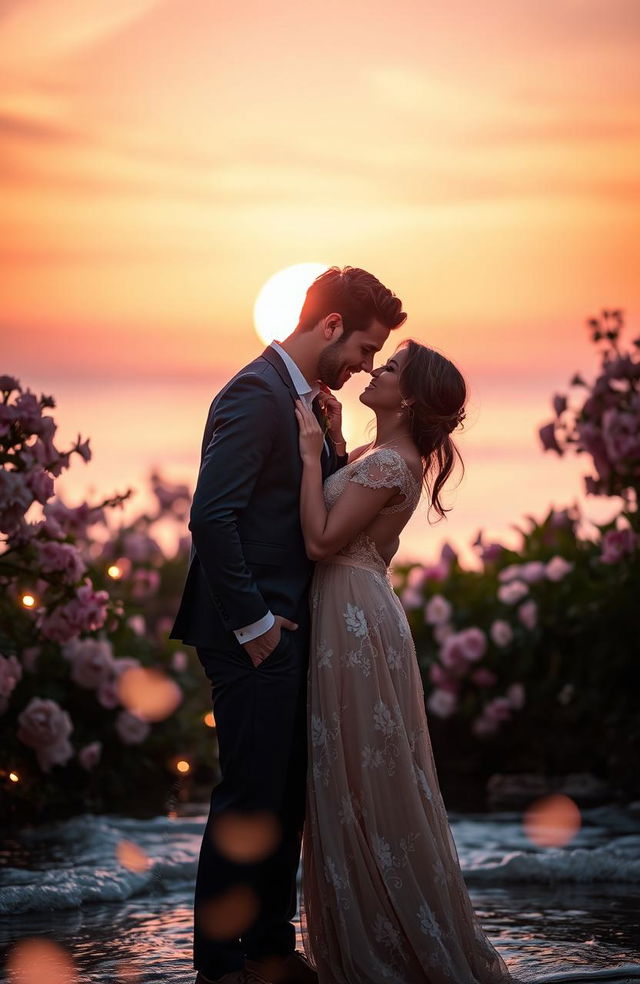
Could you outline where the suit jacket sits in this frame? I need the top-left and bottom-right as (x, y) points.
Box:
(170, 346), (347, 649)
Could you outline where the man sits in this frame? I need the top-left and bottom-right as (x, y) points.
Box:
(171, 266), (406, 984)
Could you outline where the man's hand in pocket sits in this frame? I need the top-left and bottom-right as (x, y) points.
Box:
(243, 614), (298, 668)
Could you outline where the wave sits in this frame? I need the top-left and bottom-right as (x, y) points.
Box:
(1, 806), (639, 914)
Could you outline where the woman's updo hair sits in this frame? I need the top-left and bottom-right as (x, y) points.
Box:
(398, 340), (467, 522)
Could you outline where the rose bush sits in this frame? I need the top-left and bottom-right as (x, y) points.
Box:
(0, 378), (214, 825)
(394, 312), (639, 802)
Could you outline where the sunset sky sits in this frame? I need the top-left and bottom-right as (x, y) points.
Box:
(2, 0), (639, 560)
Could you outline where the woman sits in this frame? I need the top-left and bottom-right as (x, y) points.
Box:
(294, 340), (514, 984)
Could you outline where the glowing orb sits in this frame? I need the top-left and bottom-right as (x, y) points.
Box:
(6, 937), (76, 984)
(117, 667), (182, 722)
(253, 262), (328, 345)
(116, 839), (151, 873)
(523, 793), (582, 848)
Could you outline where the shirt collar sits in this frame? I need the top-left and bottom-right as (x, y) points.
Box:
(270, 341), (320, 402)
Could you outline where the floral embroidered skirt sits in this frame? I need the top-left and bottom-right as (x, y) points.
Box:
(300, 555), (515, 984)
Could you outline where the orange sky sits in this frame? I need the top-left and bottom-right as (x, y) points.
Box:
(1, 0), (639, 380)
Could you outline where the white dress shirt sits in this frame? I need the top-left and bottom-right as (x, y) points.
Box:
(234, 342), (321, 645)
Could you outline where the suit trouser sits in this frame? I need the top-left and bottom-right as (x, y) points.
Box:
(194, 617), (309, 980)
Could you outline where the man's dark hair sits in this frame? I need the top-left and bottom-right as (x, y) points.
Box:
(295, 266), (406, 337)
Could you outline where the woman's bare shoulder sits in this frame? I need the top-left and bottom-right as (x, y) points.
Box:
(347, 443), (373, 464)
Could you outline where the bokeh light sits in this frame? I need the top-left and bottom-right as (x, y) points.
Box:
(6, 937), (77, 984)
(176, 759), (190, 774)
(203, 711), (215, 728)
(9, 771), (19, 783)
(212, 810), (282, 864)
(523, 794), (582, 847)
(116, 839), (151, 873)
(21, 594), (36, 608)
(196, 884), (260, 940)
(117, 666), (182, 722)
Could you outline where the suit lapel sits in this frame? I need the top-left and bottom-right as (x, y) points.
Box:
(260, 346), (299, 404)
(260, 345), (333, 478)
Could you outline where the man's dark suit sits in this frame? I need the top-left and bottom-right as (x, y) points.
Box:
(171, 345), (346, 981)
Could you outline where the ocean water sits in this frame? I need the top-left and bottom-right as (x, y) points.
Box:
(22, 369), (620, 568)
(1, 804), (639, 983)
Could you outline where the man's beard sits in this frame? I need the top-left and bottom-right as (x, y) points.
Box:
(317, 340), (349, 390)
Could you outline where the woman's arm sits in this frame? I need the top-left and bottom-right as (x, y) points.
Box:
(295, 401), (399, 561)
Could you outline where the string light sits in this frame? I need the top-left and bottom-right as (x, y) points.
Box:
(176, 760), (190, 774)
(21, 594), (36, 608)
(203, 711), (215, 728)
(107, 564), (122, 579)
(9, 772), (19, 783)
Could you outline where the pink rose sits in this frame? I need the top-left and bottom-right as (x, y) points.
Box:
(427, 688), (458, 719)
(457, 627), (487, 662)
(44, 499), (104, 538)
(433, 622), (454, 645)
(127, 614), (146, 636)
(484, 696), (513, 723)
(470, 667), (497, 687)
(428, 663), (460, 693)
(37, 541), (87, 584)
(0, 470), (34, 532)
(518, 600), (538, 630)
(498, 564), (523, 583)
(63, 638), (115, 689)
(600, 528), (637, 564)
(131, 569), (161, 600)
(115, 710), (150, 745)
(490, 620), (513, 648)
(506, 682), (526, 710)
(172, 650), (188, 672)
(400, 587), (423, 611)
(521, 562), (546, 584)
(39, 580), (109, 642)
(424, 594), (452, 626)
(480, 542), (504, 564)
(17, 697), (73, 772)
(78, 741), (102, 770)
(602, 408), (640, 465)
(12, 390), (43, 434)
(97, 657), (141, 709)
(439, 636), (469, 675)
(421, 561), (450, 582)
(546, 556), (573, 581)
(497, 580), (528, 605)
(25, 468), (55, 505)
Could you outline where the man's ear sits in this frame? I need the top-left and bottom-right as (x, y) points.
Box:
(321, 313), (344, 341)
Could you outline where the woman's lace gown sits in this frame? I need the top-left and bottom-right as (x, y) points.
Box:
(301, 448), (514, 984)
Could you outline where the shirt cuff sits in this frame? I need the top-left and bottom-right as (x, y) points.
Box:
(234, 611), (275, 644)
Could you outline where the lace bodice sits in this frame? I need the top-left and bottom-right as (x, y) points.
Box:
(322, 447), (422, 571)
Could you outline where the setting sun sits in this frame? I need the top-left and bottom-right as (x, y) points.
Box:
(253, 263), (328, 345)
